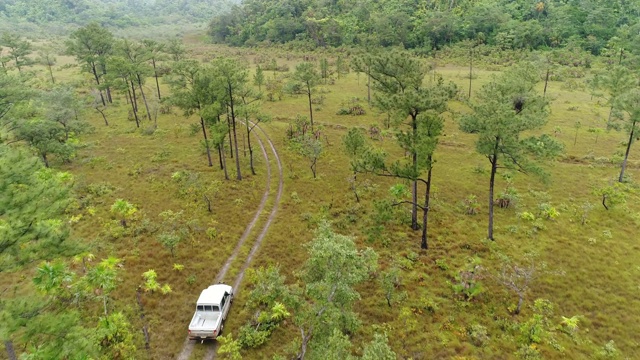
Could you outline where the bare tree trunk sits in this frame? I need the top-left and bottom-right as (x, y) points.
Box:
(516, 294), (524, 314)
(203, 194), (212, 212)
(136, 288), (151, 351)
(226, 114), (234, 159)
(421, 162), (433, 249)
(488, 147), (499, 240)
(246, 120), (256, 175)
(243, 131), (246, 157)
(543, 68), (550, 98)
(14, 56), (21, 73)
(128, 89), (140, 128)
(411, 115), (419, 231)
(136, 75), (152, 122)
(4, 340), (17, 360)
(91, 64), (105, 106)
(102, 67), (112, 103)
(95, 107), (109, 126)
(352, 172), (360, 202)
(217, 144), (224, 170)
(468, 47), (473, 98)
(311, 158), (317, 179)
(619, 126), (635, 182)
(131, 81), (139, 113)
(200, 117), (213, 167)
(47, 63), (55, 84)
(367, 65), (371, 105)
(228, 86), (242, 180)
(297, 328), (312, 360)
(308, 87), (314, 132)
(220, 141), (229, 180)
(152, 59), (161, 100)
(619, 48), (624, 65)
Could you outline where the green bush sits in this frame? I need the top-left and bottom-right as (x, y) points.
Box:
(237, 324), (270, 348)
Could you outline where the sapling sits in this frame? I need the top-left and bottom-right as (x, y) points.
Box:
(110, 199), (137, 228)
(493, 252), (546, 315)
(380, 266), (402, 307)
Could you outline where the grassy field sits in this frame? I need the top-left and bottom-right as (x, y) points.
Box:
(3, 38), (640, 360)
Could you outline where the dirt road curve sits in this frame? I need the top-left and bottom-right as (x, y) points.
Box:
(176, 124), (283, 360)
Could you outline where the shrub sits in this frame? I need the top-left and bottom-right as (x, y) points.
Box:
(461, 195), (480, 215)
(468, 324), (489, 346)
(435, 259), (449, 271)
(237, 324), (270, 348)
(537, 203), (560, 220)
(452, 257), (484, 301)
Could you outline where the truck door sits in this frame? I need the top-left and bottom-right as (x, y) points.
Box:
(221, 292), (231, 319)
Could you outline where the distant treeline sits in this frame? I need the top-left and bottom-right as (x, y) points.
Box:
(0, 0), (238, 27)
(209, 0), (640, 55)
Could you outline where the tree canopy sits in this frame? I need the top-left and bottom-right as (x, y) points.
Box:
(209, 0), (640, 55)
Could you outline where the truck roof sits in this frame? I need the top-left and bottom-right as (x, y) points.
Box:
(196, 284), (232, 305)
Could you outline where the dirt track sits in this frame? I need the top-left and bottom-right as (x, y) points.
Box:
(176, 123), (283, 360)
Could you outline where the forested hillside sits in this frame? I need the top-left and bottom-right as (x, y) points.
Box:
(209, 0), (640, 55)
(0, 0), (238, 27)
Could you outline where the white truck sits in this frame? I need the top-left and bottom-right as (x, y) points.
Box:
(188, 284), (233, 341)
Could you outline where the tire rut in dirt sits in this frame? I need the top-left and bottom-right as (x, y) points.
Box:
(175, 132), (271, 360)
(202, 124), (283, 360)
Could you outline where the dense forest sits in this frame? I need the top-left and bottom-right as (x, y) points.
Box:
(209, 0), (640, 55)
(2, 0), (640, 360)
(0, 0), (238, 28)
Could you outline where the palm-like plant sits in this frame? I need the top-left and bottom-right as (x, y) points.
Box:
(85, 257), (121, 316)
(110, 199), (137, 227)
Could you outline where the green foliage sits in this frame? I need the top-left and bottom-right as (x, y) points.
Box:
(84, 257), (121, 316)
(460, 64), (562, 239)
(156, 209), (193, 257)
(94, 312), (137, 360)
(537, 203), (560, 220)
(254, 65), (265, 91)
(141, 269), (171, 295)
(380, 266), (402, 307)
(0, 146), (74, 272)
(452, 257), (484, 301)
(435, 259), (449, 271)
(0, 33), (33, 72)
(468, 323), (489, 347)
(32, 260), (74, 299)
(217, 333), (243, 360)
(3, 0), (232, 27)
(208, 0), (637, 54)
(594, 182), (629, 210)
(293, 221), (378, 357)
(173, 263), (184, 272)
(293, 62), (320, 127)
(343, 128), (367, 158)
(238, 324), (270, 348)
(186, 274), (197, 286)
(237, 266), (294, 349)
(461, 194), (480, 215)
(560, 315), (581, 335)
(9, 310), (98, 360)
(110, 199), (137, 227)
(596, 340), (620, 359)
(361, 333), (397, 360)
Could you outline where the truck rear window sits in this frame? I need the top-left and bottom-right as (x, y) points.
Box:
(197, 305), (220, 312)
